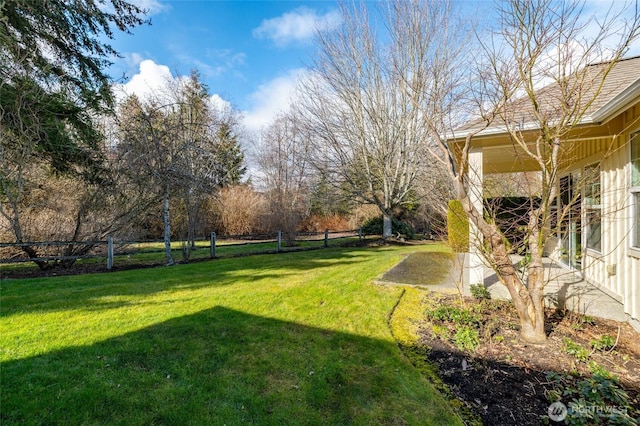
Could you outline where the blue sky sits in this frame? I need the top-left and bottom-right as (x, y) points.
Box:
(107, 0), (640, 137)
(109, 0), (342, 134)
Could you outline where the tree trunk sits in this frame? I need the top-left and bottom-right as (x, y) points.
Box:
(21, 244), (50, 271)
(455, 181), (547, 343)
(500, 270), (547, 344)
(523, 234), (548, 344)
(163, 188), (175, 266)
(487, 229), (547, 344)
(183, 195), (198, 260)
(382, 213), (393, 239)
(182, 211), (194, 261)
(4, 201), (50, 270)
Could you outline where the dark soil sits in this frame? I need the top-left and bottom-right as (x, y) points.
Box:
(415, 294), (640, 425)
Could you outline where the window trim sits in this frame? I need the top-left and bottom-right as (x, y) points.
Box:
(631, 132), (640, 251)
(584, 163), (602, 253)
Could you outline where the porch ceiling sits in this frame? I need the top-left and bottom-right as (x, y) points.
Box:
(482, 145), (541, 174)
(471, 117), (621, 174)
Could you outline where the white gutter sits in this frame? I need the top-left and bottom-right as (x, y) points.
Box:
(590, 78), (640, 124)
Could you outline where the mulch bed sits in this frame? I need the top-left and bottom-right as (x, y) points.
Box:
(415, 294), (640, 425)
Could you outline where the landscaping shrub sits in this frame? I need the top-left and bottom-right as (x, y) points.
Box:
(544, 368), (638, 425)
(425, 305), (481, 327)
(454, 326), (481, 352)
(361, 216), (415, 239)
(299, 214), (350, 232)
(214, 185), (267, 235)
(470, 284), (491, 300)
(447, 200), (469, 252)
(446, 197), (544, 253)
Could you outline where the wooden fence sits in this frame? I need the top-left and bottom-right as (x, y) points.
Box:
(0, 228), (365, 271)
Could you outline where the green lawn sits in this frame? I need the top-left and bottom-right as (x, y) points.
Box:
(0, 244), (460, 425)
(0, 235), (367, 274)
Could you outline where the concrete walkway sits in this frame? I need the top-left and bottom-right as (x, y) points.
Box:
(444, 254), (629, 324)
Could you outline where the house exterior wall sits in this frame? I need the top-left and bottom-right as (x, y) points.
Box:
(570, 101), (640, 324)
(463, 99), (640, 325)
(508, 100), (640, 324)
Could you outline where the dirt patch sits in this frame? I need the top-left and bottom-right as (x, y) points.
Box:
(415, 294), (640, 425)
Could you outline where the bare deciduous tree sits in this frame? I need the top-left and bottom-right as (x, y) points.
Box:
(296, 1), (431, 238)
(255, 112), (311, 245)
(116, 72), (245, 264)
(170, 73), (245, 258)
(118, 94), (178, 265)
(400, 0), (640, 343)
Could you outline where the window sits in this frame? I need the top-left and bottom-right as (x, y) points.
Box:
(584, 164), (601, 252)
(634, 192), (640, 249)
(632, 132), (640, 248)
(559, 173), (582, 269)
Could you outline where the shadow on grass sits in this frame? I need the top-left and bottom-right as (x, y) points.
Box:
(0, 247), (376, 317)
(1, 306), (458, 425)
(380, 251), (451, 285)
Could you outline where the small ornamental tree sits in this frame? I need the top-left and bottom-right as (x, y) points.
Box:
(399, 0), (640, 343)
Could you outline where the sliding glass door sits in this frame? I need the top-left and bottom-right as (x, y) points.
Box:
(560, 172), (582, 270)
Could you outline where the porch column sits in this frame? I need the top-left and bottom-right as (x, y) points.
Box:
(467, 146), (485, 289)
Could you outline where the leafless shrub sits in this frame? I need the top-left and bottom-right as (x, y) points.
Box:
(299, 213), (350, 233)
(214, 185), (267, 236)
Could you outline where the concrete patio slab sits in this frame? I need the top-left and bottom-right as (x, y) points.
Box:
(376, 251), (635, 330)
(449, 254), (631, 325)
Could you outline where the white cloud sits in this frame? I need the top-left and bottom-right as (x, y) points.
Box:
(123, 52), (145, 69)
(199, 49), (246, 78)
(114, 59), (235, 114)
(113, 59), (174, 102)
(242, 68), (308, 134)
(253, 7), (341, 46)
(130, 0), (169, 16)
(210, 94), (232, 113)
(115, 59), (303, 140)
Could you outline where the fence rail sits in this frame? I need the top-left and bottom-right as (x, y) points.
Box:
(0, 228), (365, 270)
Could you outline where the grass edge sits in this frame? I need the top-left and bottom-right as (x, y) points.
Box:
(387, 287), (481, 426)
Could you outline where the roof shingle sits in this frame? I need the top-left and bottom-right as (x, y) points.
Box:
(453, 56), (640, 138)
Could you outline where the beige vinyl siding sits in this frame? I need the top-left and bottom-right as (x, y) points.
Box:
(585, 134), (625, 300)
(621, 103), (640, 322)
(559, 137), (613, 171)
(566, 101), (640, 321)
(587, 110), (639, 320)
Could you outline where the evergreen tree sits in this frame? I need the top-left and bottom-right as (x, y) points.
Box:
(0, 0), (147, 176)
(0, 0), (147, 267)
(213, 122), (246, 187)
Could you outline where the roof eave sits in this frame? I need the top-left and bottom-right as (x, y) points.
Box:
(449, 78), (640, 142)
(590, 78), (640, 124)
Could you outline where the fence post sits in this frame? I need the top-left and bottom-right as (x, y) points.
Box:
(324, 229), (329, 248)
(210, 232), (216, 258)
(277, 230), (282, 253)
(358, 227), (362, 241)
(107, 236), (114, 270)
